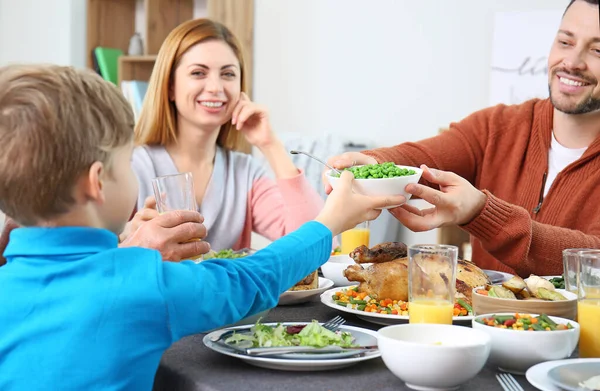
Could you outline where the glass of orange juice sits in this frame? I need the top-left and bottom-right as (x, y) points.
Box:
(576, 250), (600, 358)
(152, 172), (203, 262)
(408, 244), (458, 324)
(340, 221), (370, 254)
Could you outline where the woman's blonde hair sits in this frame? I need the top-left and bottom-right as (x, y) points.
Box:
(135, 18), (250, 153)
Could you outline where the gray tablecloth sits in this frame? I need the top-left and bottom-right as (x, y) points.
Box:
(153, 299), (539, 391)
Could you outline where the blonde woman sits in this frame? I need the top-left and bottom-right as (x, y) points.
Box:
(130, 19), (324, 252)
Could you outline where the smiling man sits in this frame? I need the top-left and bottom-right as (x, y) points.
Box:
(325, 0), (600, 278)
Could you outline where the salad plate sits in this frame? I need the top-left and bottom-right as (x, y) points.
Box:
(547, 361), (600, 391)
(278, 277), (334, 306)
(203, 321), (381, 371)
(320, 286), (474, 326)
(526, 359), (600, 391)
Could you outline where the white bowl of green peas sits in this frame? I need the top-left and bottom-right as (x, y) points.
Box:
(326, 162), (422, 207)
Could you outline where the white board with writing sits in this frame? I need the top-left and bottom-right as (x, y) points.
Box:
(489, 10), (564, 106)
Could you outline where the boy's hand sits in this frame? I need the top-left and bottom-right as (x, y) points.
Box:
(315, 171), (406, 236)
(120, 210), (210, 262)
(322, 152), (378, 194)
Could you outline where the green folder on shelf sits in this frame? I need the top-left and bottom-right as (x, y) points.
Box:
(93, 47), (123, 85)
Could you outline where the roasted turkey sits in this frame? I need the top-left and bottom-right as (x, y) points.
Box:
(344, 242), (490, 305)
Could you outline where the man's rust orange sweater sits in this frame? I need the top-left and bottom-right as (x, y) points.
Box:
(364, 99), (600, 277)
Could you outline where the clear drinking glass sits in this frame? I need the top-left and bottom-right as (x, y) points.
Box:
(576, 249), (600, 358)
(340, 221), (370, 254)
(152, 172), (203, 262)
(408, 244), (458, 324)
(563, 248), (590, 294)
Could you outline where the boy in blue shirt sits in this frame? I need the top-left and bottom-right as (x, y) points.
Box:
(0, 65), (403, 390)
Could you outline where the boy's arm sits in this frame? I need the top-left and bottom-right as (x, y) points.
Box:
(157, 221), (332, 340)
(249, 172), (324, 241)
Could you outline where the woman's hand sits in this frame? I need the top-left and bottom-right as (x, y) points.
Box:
(388, 165), (487, 231)
(231, 92), (274, 148)
(119, 196), (159, 243)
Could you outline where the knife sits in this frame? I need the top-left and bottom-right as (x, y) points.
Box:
(245, 345), (378, 356)
(212, 339), (378, 356)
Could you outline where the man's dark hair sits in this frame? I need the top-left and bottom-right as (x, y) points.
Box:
(564, 0), (599, 15)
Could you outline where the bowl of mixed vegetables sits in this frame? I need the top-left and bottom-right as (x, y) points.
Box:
(472, 312), (580, 374)
(326, 162), (422, 204)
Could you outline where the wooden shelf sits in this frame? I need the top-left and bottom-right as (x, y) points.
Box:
(87, 0), (194, 81)
(87, 0), (255, 92)
(118, 56), (157, 85)
(120, 55), (158, 62)
(145, 0), (194, 54)
(86, 0), (136, 69)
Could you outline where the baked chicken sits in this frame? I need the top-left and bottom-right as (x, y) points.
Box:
(350, 242), (407, 264)
(344, 242), (490, 305)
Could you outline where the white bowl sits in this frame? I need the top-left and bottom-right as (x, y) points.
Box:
(321, 255), (358, 286)
(377, 324), (491, 390)
(472, 313), (580, 374)
(326, 165), (423, 205)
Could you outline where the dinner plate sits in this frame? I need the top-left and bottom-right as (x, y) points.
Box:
(203, 322), (381, 371)
(319, 286), (474, 326)
(526, 359), (600, 391)
(483, 269), (513, 284)
(278, 277), (334, 306)
(547, 361), (600, 391)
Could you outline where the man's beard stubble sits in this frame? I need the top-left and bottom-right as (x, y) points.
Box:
(549, 69), (600, 114)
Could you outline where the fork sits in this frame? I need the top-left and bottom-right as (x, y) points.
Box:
(289, 150), (342, 175)
(322, 315), (346, 331)
(496, 373), (524, 391)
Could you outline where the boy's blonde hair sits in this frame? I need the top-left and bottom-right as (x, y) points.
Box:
(135, 18), (251, 153)
(0, 65), (134, 226)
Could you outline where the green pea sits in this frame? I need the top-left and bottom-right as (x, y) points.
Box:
(340, 162), (418, 179)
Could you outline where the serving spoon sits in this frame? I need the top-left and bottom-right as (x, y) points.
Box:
(289, 150), (342, 175)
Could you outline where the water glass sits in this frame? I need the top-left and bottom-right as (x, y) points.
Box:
(152, 172), (203, 262)
(408, 244), (458, 324)
(563, 248), (590, 294)
(340, 221), (370, 254)
(152, 172), (197, 213)
(576, 250), (600, 358)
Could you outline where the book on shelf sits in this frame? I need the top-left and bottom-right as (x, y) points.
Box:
(121, 80), (149, 122)
(93, 47), (123, 85)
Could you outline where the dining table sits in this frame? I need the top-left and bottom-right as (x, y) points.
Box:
(150, 296), (559, 391)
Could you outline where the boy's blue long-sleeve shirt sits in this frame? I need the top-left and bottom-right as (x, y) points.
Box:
(0, 221), (332, 390)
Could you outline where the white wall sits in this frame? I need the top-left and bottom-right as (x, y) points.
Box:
(0, 0), (86, 67)
(0, 0), (207, 68)
(254, 0), (569, 147)
(254, 0), (569, 246)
